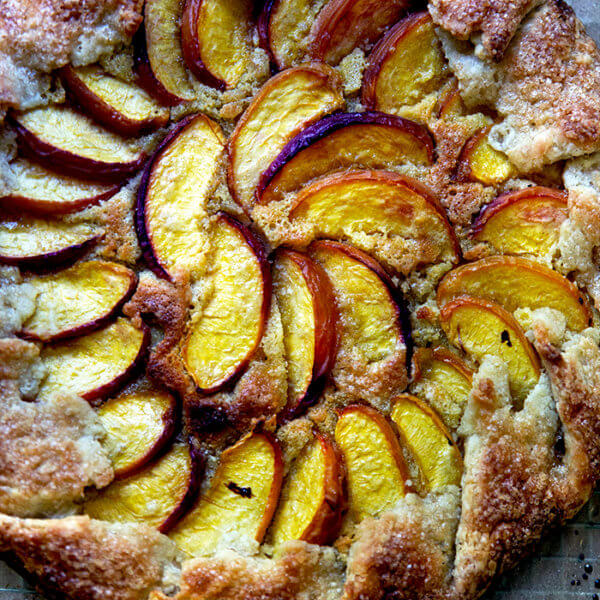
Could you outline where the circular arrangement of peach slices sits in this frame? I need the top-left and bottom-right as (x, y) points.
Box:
(1, 0), (593, 562)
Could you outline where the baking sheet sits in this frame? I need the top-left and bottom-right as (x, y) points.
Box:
(1, 0), (599, 598)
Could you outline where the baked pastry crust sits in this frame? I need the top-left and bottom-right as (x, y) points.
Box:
(1, 1), (600, 600)
(0, 0), (142, 113)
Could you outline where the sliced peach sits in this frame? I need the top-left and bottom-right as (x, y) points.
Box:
(258, 0), (321, 69)
(289, 170), (460, 274)
(0, 159), (119, 214)
(227, 63), (344, 212)
(170, 432), (283, 557)
(436, 79), (465, 120)
(181, 213), (271, 393)
(411, 347), (472, 427)
(182, 0), (253, 90)
(85, 442), (203, 533)
(97, 389), (178, 479)
(309, 240), (408, 366)
(257, 111), (434, 205)
(440, 296), (541, 401)
(437, 255), (592, 332)
(456, 126), (516, 185)
(39, 317), (149, 404)
(308, 0), (410, 65)
(471, 187), (568, 256)
(272, 249), (338, 420)
(21, 261), (136, 342)
(362, 12), (448, 121)
(59, 65), (170, 137)
(335, 404), (409, 521)
(134, 0), (196, 104)
(11, 106), (146, 183)
(0, 216), (98, 267)
(136, 113), (225, 279)
(391, 394), (462, 489)
(270, 433), (345, 546)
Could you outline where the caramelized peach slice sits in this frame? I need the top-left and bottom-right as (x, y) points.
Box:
(182, 0), (253, 89)
(436, 79), (465, 120)
(39, 318), (149, 404)
(273, 249), (338, 419)
(85, 442), (202, 533)
(309, 240), (408, 365)
(411, 347), (472, 428)
(0, 217), (98, 267)
(11, 106), (146, 183)
(471, 187), (568, 256)
(257, 111), (434, 205)
(181, 213), (271, 393)
(391, 394), (462, 489)
(170, 433), (283, 557)
(289, 171), (460, 274)
(362, 12), (448, 121)
(136, 113), (225, 279)
(22, 261), (136, 342)
(308, 0), (410, 65)
(258, 0), (322, 69)
(60, 65), (170, 137)
(440, 296), (541, 401)
(456, 126), (516, 185)
(0, 159), (119, 214)
(134, 0), (196, 104)
(270, 433), (345, 546)
(227, 64), (344, 211)
(97, 389), (178, 479)
(437, 255), (592, 332)
(335, 404), (409, 521)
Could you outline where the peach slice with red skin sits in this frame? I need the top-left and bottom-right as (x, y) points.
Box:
(21, 260), (137, 342)
(170, 432), (283, 557)
(85, 442), (203, 533)
(10, 106), (146, 184)
(307, 0), (411, 65)
(0, 159), (120, 215)
(59, 65), (170, 137)
(436, 79), (465, 120)
(411, 347), (472, 429)
(456, 126), (516, 185)
(309, 240), (410, 367)
(181, 0), (253, 90)
(136, 113), (225, 280)
(258, 0), (322, 69)
(288, 170), (460, 274)
(335, 404), (410, 521)
(471, 187), (568, 256)
(227, 63), (344, 212)
(0, 216), (98, 268)
(272, 248), (338, 420)
(437, 255), (592, 332)
(391, 394), (462, 489)
(362, 12), (448, 120)
(39, 317), (149, 405)
(97, 389), (178, 479)
(181, 213), (271, 394)
(440, 296), (541, 402)
(256, 111), (434, 205)
(133, 0), (197, 105)
(269, 433), (346, 546)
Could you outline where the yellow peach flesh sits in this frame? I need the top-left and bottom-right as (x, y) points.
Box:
(170, 434), (281, 557)
(391, 395), (462, 489)
(84, 443), (192, 529)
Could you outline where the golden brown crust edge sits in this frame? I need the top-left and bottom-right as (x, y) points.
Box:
(0, 514), (181, 600)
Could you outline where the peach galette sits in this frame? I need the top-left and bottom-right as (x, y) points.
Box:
(1, 1), (600, 600)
